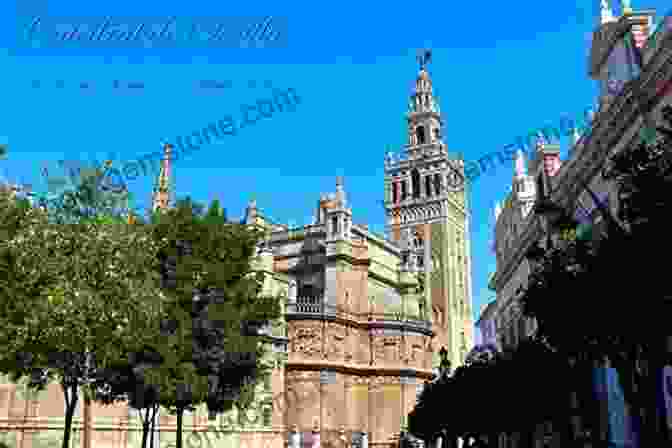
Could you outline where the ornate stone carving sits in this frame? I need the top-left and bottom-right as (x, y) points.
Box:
(327, 322), (346, 360)
(352, 376), (369, 386)
(409, 343), (423, 362)
(290, 324), (323, 359)
(368, 375), (399, 391)
(286, 370), (320, 381)
(373, 335), (401, 364)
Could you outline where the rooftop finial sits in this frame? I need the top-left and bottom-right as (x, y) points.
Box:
(571, 127), (582, 146)
(514, 149), (527, 177)
(600, 0), (614, 24)
(621, 0), (632, 15)
(417, 49), (432, 71)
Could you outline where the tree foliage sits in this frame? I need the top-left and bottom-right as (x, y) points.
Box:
(140, 198), (280, 447)
(519, 105), (672, 445)
(0, 188), (165, 448)
(408, 337), (567, 444)
(35, 162), (134, 225)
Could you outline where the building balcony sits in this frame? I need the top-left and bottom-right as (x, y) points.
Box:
(285, 296), (432, 334)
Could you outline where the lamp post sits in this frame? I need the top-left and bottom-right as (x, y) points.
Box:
(439, 347), (451, 378)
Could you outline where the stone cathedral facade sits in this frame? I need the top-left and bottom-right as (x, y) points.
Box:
(0, 57), (474, 448)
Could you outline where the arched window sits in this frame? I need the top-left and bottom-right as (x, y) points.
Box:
(411, 169), (421, 199)
(425, 175), (432, 197)
(537, 174), (545, 198)
(434, 173), (442, 195)
(416, 126), (426, 144)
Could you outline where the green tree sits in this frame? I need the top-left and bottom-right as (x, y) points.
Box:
(144, 198), (280, 448)
(521, 106), (672, 445)
(0, 190), (166, 448)
(39, 161), (133, 225)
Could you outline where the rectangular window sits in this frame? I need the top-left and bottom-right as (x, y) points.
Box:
(425, 176), (432, 197)
(392, 182), (398, 203)
(401, 180), (408, 200)
(332, 216), (339, 234)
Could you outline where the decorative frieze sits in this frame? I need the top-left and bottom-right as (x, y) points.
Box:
(286, 370), (321, 381)
(289, 324), (323, 359)
(326, 322), (346, 360)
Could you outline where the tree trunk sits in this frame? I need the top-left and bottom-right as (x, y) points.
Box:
(61, 383), (79, 448)
(140, 407), (151, 448)
(83, 394), (91, 448)
(149, 404), (158, 448)
(176, 407), (184, 448)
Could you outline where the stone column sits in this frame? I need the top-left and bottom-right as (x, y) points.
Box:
(361, 432), (368, 448)
(288, 278), (297, 313)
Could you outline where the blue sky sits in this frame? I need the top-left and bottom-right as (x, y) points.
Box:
(3, 0), (670, 329)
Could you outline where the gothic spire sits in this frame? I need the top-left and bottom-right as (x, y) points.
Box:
(571, 127), (582, 146)
(600, 0), (615, 24)
(335, 175), (346, 207)
(410, 49), (439, 114)
(152, 142), (173, 212)
(514, 149), (527, 178)
(621, 0), (632, 15)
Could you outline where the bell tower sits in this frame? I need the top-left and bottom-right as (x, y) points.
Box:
(383, 51), (474, 369)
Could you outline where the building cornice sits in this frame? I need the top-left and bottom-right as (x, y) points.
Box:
(326, 252), (371, 267)
(351, 224), (400, 254)
(285, 361), (435, 380)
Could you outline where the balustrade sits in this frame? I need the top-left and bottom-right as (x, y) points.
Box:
(285, 299), (431, 330)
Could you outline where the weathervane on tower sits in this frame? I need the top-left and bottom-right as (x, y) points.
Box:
(417, 49), (432, 70)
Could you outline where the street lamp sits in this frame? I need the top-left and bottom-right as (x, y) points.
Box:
(439, 347), (451, 377)
(533, 195), (579, 249)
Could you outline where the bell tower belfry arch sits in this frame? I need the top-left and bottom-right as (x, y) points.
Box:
(383, 51), (474, 369)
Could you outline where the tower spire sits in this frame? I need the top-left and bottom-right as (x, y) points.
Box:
(621, 0), (632, 15)
(152, 142), (173, 212)
(600, 0), (615, 24)
(417, 49), (432, 71)
(410, 49), (438, 115)
(514, 149), (527, 178)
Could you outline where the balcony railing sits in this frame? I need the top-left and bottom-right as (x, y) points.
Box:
(293, 296), (327, 314)
(286, 298), (431, 331)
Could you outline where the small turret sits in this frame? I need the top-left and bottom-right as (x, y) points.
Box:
(494, 202), (502, 221)
(151, 143), (173, 212)
(325, 176), (352, 243)
(600, 0), (615, 24)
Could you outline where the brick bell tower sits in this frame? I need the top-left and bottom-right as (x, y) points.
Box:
(383, 50), (475, 369)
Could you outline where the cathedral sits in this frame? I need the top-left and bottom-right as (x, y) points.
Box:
(0, 55), (474, 448)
